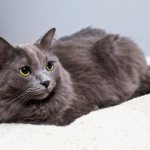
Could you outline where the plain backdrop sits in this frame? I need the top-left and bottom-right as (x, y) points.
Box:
(0, 0), (150, 55)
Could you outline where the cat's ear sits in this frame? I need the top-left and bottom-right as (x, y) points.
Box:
(37, 28), (56, 49)
(0, 37), (14, 64)
(0, 37), (13, 50)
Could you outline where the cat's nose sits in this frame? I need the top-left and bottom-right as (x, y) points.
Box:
(40, 80), (50, 88)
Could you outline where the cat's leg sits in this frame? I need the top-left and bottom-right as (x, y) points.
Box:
(94, 34), (119, 52)
(92, 34), (121, 77)
(96, 35), (149, 99)
(92, 34), (149, 103)
(132, 66), (150, 98)
(92, 34), (121, 62)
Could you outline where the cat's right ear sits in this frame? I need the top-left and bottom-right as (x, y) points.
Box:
(0, 37), (14, 64)
(36, 28), (56, 50)
(0, 37), (13, 50)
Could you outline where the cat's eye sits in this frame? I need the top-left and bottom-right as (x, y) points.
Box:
(46, 61), (54, 71)
(19, 66), (31, 77)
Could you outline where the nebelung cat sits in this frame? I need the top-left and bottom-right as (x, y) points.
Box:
(0, 27), (149, 125)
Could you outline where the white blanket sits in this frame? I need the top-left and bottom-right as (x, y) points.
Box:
(0, 58), (150, 150)
(0, 93), (150, 150)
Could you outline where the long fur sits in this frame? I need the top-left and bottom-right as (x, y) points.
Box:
(0, 28), (149, 125)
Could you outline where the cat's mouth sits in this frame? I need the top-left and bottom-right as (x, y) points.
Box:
(33, 87), (56, 101)
(34, 91), (50, 100)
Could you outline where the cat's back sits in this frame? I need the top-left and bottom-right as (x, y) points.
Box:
(52, 27), (147, 80)
(52, 27), (106, 69)
(54, 27), (105, 50)
(59, 27), (105, 41)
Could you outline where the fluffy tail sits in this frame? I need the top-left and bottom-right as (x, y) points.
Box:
(132, 66), (150, 98)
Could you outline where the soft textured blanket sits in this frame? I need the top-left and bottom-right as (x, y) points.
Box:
(0, 58), (150, 150)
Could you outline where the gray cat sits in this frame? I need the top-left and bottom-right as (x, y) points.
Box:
(0, 27), (150, 126)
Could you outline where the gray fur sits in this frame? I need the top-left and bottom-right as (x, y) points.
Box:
(0, 27), (149, 125)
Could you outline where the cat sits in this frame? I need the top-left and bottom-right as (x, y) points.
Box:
(0, 27), (150, 126)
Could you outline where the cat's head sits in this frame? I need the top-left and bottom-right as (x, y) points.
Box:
(0, 28), (65, 104)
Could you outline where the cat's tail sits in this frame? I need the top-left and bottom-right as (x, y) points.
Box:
(132, 66), (150, 98)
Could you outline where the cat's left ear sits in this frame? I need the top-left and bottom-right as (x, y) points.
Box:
(37, 28), (56, 49)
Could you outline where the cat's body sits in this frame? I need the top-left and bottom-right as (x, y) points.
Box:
(0, 27), (149, 125)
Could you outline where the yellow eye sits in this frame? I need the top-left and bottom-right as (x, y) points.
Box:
(46, 61), (54, 71)
(19, 66), (31, 77)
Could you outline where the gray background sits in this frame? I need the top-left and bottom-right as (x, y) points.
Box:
(0, 0), (150, 55)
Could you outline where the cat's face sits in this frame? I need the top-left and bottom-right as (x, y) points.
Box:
(0, 28), (61, 103)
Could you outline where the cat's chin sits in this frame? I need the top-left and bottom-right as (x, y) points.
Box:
(34, 92), (50, 100)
